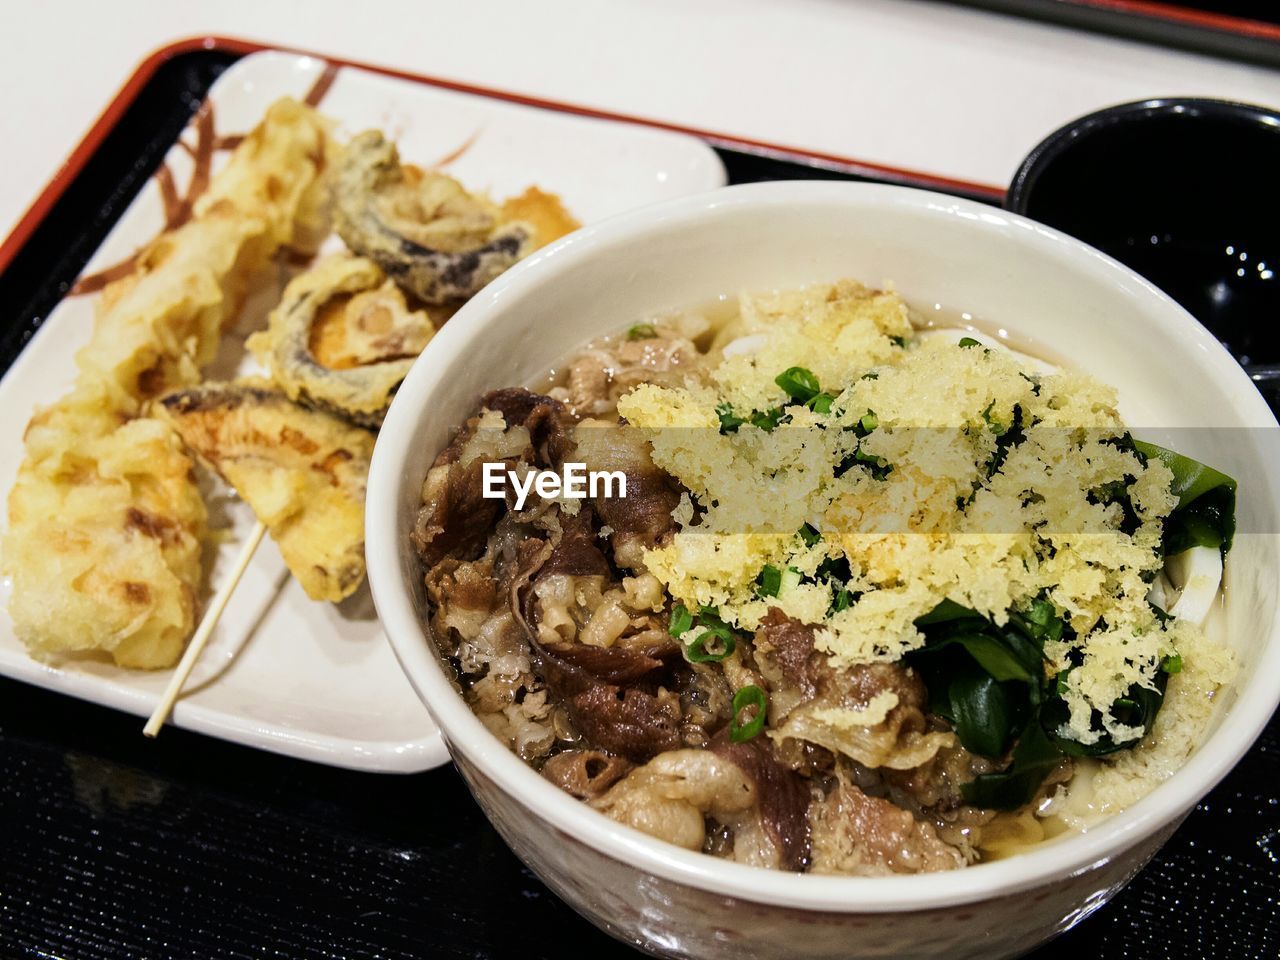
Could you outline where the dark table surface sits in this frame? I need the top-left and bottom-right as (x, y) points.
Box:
(1, 679), (1276, 959)
(1, 39), (1279, 960)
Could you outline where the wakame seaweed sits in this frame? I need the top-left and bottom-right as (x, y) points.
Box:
(907, 597), (1172, 810)
(903, 439), (1236, 809)
(1133, 439), (1237, 555)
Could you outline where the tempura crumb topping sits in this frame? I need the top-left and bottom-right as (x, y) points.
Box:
(618, 281), (1205, 744)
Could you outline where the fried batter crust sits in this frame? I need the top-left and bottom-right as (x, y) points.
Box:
(2, 98), (335, 668)
(157, 380), (374, 602)
(247, 255), (434, 427)
(333, 130), (577, 303)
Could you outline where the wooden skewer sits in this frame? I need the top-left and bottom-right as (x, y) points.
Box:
(143, 520), (268, 738)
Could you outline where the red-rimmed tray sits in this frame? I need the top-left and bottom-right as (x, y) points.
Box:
(0, 33), (1008, 283)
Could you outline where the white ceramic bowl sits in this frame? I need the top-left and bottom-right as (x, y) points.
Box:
(366, 181), (1280, 960)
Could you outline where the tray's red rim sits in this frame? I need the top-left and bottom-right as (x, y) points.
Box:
(9, 9), (1278, 280)
(1058, 0), (1280, 41)
(0, 34), (1011, 279)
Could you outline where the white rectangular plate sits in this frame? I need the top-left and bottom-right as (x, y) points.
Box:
(0, 50), (726, 772)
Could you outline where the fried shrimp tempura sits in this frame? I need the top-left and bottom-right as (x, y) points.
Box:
(156, 381), (374, 603)
(2, 98), (336, 668)
(81, 99), (337, 414)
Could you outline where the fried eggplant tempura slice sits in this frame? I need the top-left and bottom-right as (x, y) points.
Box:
(246, 255), (434, 427)
(156, 381), (375, 602)
(333, 130), (578, 303)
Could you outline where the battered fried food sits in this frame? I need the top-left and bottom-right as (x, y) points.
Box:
(499, 186), (581, 250)
(253, 174), (579, 427)
(246, 255), (435, 427)
(4, 99), (582, 672)
(80, 98), (337, 414)
(5, 407), (207, 668)
(156, 381), (375, 603)
(2, 98), (336, 668)
(333, 130), (577, 303)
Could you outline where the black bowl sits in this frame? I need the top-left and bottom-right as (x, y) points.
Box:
(1007, 98), (1280, 372)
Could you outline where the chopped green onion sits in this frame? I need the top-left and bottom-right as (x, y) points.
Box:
(837, 445), (892, 481)
(677, 605), (740, 662)
(958, 336), (981, 349)
(1162, 653), (1183, 674)
(749, 407), (786, 432)
(859, 412), (879, 433)
(798, 523), (821, 547)
(626, 323), (658, 341)
(981, 401), (1007, 436)
(775, 366), (821, 404)
(668, 603), (693, 638)
(808, 392), (835, 414)
(756, 564), (782, 598)
(779, 567), (803, 594)
(716, 402), (745, 434)
(687, 627), (736, 663)
(730, 685), (768, 742)
(831, 588), (853, 613)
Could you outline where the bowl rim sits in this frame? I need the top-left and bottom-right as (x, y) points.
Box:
(367, 179), (1280, 913)
(1006, 96), (1280, 216)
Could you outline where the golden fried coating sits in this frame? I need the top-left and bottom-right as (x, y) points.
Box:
(4, 404), (206, 668)
(334, 130), (536, 303)
(500, 186), (580, 249)
(156, 380), (375, 603)
(246, 255), (434, 427)
(78, 98), (338, 415)
(2, 98), (336, 668)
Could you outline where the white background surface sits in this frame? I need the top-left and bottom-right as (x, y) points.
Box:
(3, 0), (1280, 239)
